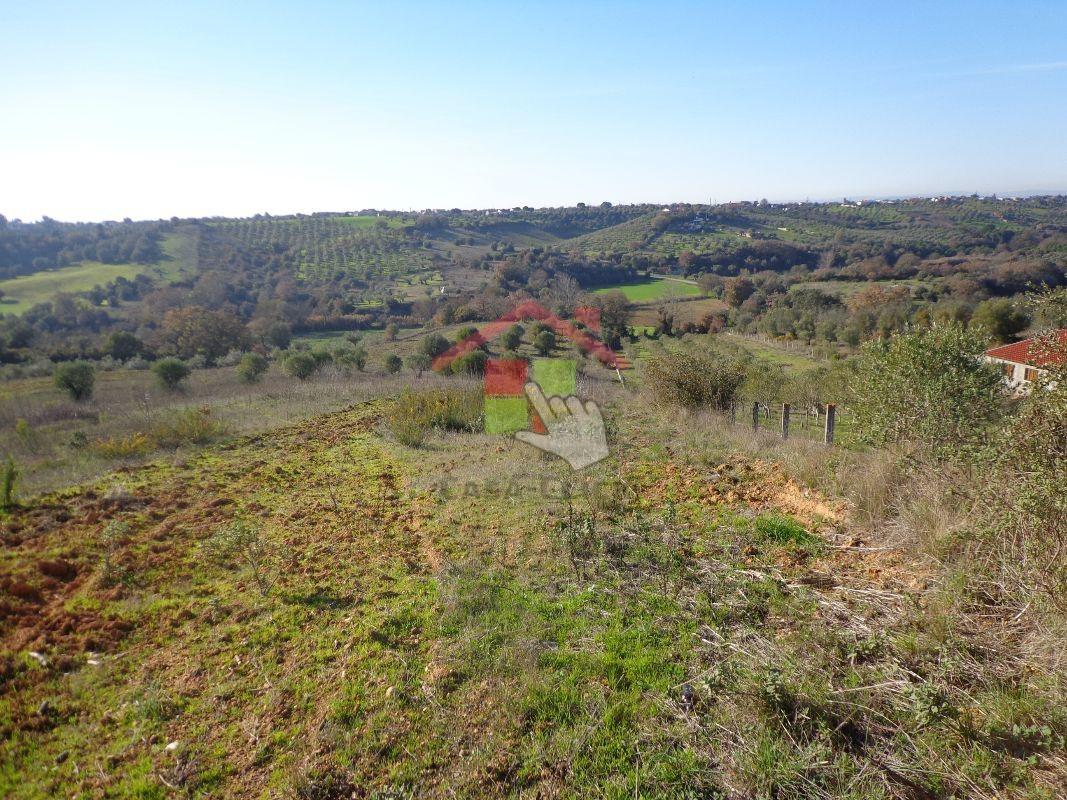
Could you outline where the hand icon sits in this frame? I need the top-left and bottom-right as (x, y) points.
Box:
(515, 382), (609, 470)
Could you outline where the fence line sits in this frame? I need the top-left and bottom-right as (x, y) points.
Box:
(728, 401), (840, 445)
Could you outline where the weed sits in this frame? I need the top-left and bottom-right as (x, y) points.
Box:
(203, 519), (278, 596)
(93, 432), (153, 459)
(291, 766), (357, 800)
(554, 505), (599, 578)
(1, 455), (18, 509)
(13, 418), (38, 451)
(909, 682), (957, 728)
(97, 520), (130, 588)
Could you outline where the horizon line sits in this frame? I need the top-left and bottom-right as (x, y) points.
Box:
(4, 188), (1067, 226)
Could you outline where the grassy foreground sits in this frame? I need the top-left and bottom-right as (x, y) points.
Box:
(1, 385), (1064, 798)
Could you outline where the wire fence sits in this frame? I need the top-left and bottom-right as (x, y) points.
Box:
(725, 401), (852, 445)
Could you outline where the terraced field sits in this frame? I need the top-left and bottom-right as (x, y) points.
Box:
(210, 216), (437, 282)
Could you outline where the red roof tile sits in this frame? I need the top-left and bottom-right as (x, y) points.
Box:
(985, 330), (1067, 367)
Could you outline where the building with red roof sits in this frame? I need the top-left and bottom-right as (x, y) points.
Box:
(983, 329), (1066, 393)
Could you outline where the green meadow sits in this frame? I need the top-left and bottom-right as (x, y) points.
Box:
(592, 276), (703, 302)
(0, 232), (195, 315)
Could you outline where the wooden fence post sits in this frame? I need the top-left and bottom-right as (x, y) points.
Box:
(752, 402), (760, 432)
(781, 403), (790, 440)
(824, 404), (836, 445)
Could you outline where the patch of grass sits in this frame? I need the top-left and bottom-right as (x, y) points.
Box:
(592, 276), (702, 302)
(754, 512), (820, 549)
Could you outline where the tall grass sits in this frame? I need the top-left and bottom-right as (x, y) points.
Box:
(385, 388), (483, 447)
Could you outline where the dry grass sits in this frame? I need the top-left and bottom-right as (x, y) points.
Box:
(0, 363), (475, 496)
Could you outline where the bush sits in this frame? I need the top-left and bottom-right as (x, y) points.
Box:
(236, 352), (269, 384)
(1, 456), (19, 509)
(153, 357), (191, 391)
(104, 331), (143, 361)
(970, 298), (1029, 344)
(754, 513), (820, 549)
(973, 337), (1066, 611)
(219, 349), (245, 367)
(849, 324), (1004, 453)
(266, 321), (292, 349)
(385, 354), (403, 374)
(406, 353), (431, 377)
(420, 333), (450, 359)
(54, 361), (95, 401)
(385, 388), (483, 446)
(332, 345), (367, 373)
(501, 324), (524, 351)
(450, 350), (488, 376)
(534, 330), (556, 356)
(455, 326), (479, 343)
(644, 350), (746, 410)
(149, 407), (227, 448)
(284, 352), (319, 380)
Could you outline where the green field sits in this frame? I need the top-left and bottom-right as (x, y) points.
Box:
(0, 263), (147, 315)
(0, 231), (195, 315)
(592, 276), (703, 302)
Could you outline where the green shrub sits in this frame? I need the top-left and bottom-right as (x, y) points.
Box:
(501, 324), (524, 351)
(265, 321), (291, 349)
(54, 361), (95, 401)
(203, 520), (276, 596)
(104, 331), (143, 361)
(534, 330), (556, 356)
(850, 323), (1003, 453)
(236, 352), (268, 384)
(1, 456), (19, 509)
(14, 419), (37, 449)
(284, 351), (319, 380)
(332, 345), (366, 373)
(153, 357), (191, 391)
(970, 298), (1029, 344)
(385, 354), (403, 374)
(405, 353), (431, 377)
(421, 333), (450, 359)
(455, 326), (479, 343)
(387, 410), (429, 447)
(645, 350), (746, 410)
(149, 407), (227, 448)
(450, 350), (488, 376)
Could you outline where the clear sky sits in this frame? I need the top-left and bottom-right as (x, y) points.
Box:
(2, 1), (1065, 222)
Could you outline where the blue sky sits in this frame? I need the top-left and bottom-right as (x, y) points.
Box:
(2, 1), (1065, 221)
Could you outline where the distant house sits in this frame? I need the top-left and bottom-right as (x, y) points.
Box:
(983, 330), (1067, 392)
